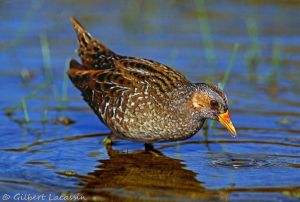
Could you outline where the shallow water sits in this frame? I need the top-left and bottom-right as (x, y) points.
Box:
(1, 0), (300, 201)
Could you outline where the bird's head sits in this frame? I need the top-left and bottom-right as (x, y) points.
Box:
(191, 83), (237, 137)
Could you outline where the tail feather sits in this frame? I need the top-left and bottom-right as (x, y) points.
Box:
(69, 17), (117, 69)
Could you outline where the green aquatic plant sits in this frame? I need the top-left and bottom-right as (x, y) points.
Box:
(220, 43), (240, 90)
(40, 33), (53, 85)
(62, 59), (70, 104)
(21, 98), (30, 123)
(42, 109), (48, 124)
(168, 49), (179, 67)
(122, 0), (141, 32)
(269, 39), (282, 88)
(4, 1), (43, 49)
(245, 17), (261, 81)
(7, 32), (70, 130)
(195, 0), (216, 79)
(123, 0), (158, 33)
(25, 83), (48, 100)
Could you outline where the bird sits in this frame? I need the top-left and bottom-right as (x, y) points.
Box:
(68, 17), (237, 145)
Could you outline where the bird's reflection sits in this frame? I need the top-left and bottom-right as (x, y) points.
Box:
(77, 145), (227, 202)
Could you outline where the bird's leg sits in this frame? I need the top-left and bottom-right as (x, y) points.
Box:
(144, 143), (163, 156)
(105, 141), (112, 152)
(144, 143), (154, 151)
(102, 136), (112, 145)
(102, 133), (116, 145)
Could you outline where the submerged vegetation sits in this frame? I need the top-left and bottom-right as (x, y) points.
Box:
(195, 0), (216, 76)
(4, 31), (75, 129)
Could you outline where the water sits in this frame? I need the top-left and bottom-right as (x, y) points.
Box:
(1, 0), (300, 201)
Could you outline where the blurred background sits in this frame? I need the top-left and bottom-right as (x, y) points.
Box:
(1, 0), (300, 201)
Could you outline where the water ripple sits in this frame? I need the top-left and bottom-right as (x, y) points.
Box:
(211, 153), (285, 168)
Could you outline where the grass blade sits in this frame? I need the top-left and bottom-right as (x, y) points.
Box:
(21, 98), (30, 123)
(220, 43), (240, 90)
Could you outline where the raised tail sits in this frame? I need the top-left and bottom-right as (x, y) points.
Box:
(69, 16), (117, 69)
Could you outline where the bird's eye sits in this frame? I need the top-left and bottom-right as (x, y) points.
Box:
(210, 100), (219, 109)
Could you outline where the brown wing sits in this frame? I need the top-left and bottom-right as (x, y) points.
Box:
(68, 59), (134, 105)
(68, 59), (136, 127)
(115, 58), (190, 94)
(68, 56), (190, 99)
(69, 16), (190, 93)
(68, 57), (190, 120)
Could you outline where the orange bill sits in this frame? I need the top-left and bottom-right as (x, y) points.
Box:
(217, 110), (237, 137)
